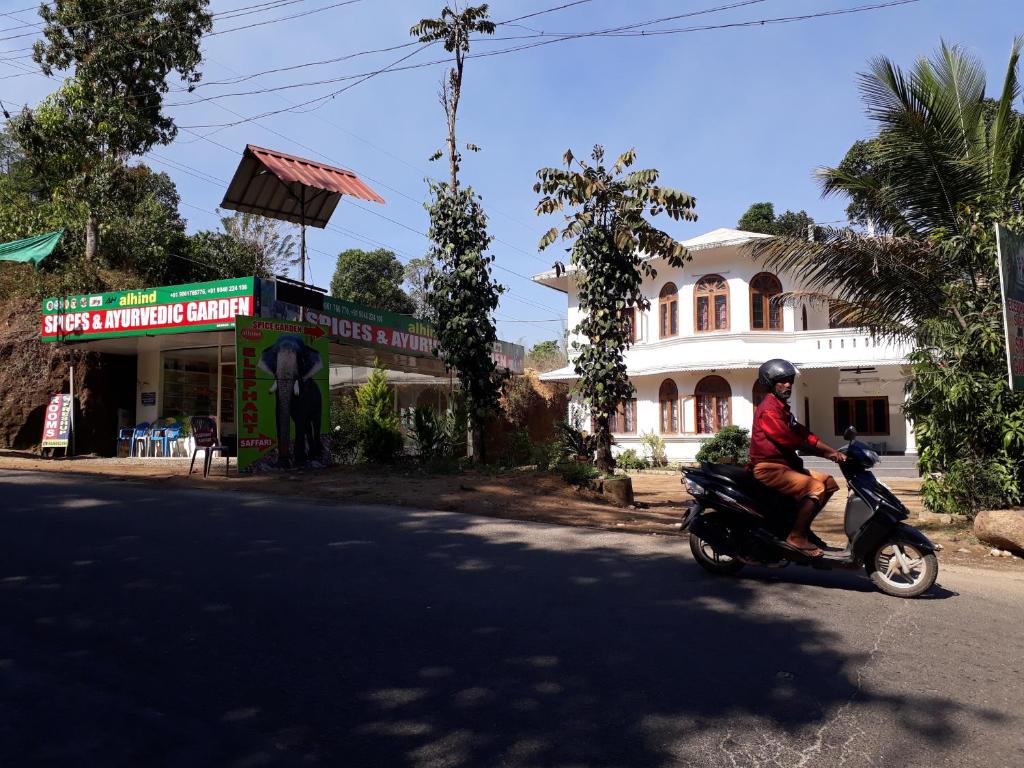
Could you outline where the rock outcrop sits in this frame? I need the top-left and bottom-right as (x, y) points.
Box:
(974, 509), (1024, 555)
(0, 297), (130, 455)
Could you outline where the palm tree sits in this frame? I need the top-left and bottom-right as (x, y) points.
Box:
(749, 38), (1024, 341)
(748, 39), (1024, 513)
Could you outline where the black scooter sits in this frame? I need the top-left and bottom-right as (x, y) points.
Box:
(680, 428), (939, 597)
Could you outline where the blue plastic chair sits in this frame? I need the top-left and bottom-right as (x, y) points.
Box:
(162, 422), (184, 457)
(130, 422), (151, 457)
(148, 418), (182, 457)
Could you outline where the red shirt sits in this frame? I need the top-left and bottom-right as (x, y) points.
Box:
(749, 393), (819, 469)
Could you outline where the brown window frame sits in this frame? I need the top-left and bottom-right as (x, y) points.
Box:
(618, 305), (638, 343)
(659, 378), (679, 434)
(695, 274), (729, 333)
(749, 272), (783, 331)
(695, 375), (732, 434)
(833, 396), (890, 436)
(659, 282), (679, 339)
(592, 399), (637, 435)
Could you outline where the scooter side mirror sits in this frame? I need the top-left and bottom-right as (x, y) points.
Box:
(843, 426), (857, 441)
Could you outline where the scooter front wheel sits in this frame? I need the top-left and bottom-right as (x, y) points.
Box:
(689, 533), (745, 575)
(866, 539), (938, 598)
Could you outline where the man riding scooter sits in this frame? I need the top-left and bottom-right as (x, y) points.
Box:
(750, 359), (846, 558)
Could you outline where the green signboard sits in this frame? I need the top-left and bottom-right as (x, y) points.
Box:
(236, 315), (330, 472)
(996, 224), (1024, 390)
(41, 277), (255, 341)
(304, 295), (524, 373)
(307, 297), (437, 358)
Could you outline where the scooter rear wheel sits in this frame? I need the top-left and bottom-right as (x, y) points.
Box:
(689, 533), (745, 575)
(866, 539), (938, 598)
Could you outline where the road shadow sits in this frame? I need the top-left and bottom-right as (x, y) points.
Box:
(0, 475), (1008, 767)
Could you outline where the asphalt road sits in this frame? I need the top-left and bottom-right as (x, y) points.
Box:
(1, 470), (1022, 768)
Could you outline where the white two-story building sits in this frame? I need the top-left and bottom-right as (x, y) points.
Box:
(533, 227), (916, 461)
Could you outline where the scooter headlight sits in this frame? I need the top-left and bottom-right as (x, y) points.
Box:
(685, 479), (706, 497)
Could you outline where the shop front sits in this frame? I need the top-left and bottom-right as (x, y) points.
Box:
(40, 275), (524, 462)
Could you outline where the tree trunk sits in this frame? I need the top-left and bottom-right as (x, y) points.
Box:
(470, 422), (485, 465)
(84, 212), (99, 261)
(595, 415), (614, 473)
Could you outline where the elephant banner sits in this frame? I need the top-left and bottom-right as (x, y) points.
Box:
(235, 316), (330, 472)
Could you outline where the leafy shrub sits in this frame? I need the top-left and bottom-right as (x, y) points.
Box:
(329, 393), (361, 464)
(695, 425), (751, 465)
(505, 428), (534, 466)
(405, 404), (455, 461)
(530, 440), (556, 471)
(557, 460), (600, 485)
(503, 375), (540, 429)
(355, 362), (404, 464)
(616, 448), (649, 470)
(640, 431), (667, 467)
(554, 419), (595, 461)
(921, 458), (1016, 519)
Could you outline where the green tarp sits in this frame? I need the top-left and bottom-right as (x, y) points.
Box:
(0, 230), (64, 267)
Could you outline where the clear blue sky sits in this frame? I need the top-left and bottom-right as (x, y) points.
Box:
(1, 0), (1021, 347)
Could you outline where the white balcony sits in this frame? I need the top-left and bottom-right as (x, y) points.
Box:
(541, 328), (911, 380)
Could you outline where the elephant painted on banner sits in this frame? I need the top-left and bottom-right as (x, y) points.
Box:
(256, 335), (324, 468)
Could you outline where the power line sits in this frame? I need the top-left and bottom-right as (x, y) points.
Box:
(207, 0), (361, 37)
(0, 0), (312, 41)
(183, 0), (596, 91)
(143, 145), (563, 319)
(169, 0), (920, 126)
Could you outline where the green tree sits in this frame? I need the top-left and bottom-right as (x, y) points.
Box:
(412, 4), (505, 462)
(182, 231), (269, 283)
(422, 185), (505, 461)
(330, 248), (415, 314)
(355, 361), (404, 463)
(750, 39), (1024, 514)
(525, 340), (566, 373)
(737, 202), (776, 234)
(403, 255), (433, 320)
(738, 201), (815, 237)
(535, 146), (697, 472)
(0, 139), (189, 294)
(220, 211), (296, 278)
(14, 0), (212, 262)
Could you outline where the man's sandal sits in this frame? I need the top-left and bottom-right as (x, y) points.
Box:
(780, 541), (824, 559)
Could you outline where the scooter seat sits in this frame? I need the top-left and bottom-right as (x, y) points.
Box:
(699, 462), (799, 513)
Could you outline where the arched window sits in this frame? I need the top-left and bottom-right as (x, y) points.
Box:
(659, 282), (678, 338)
(695, 274), (729, 332)
(750, 272), (783, 331)
(696, 375), (731, 433)
(752, 380), (770, 408)
(659, 378), (679, 434)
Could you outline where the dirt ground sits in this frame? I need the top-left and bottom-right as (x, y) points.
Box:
(1, 450), (1020, 571)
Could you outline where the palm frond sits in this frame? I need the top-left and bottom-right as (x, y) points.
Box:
(747, 228), (954, 340)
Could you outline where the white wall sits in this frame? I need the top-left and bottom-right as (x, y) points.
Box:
(136, 348), (161, 425)
(551, 240), (915, 459)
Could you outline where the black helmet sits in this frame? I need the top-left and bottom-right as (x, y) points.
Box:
(758, 358), (797, 387)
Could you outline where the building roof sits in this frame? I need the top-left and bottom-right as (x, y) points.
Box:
(221, 144), (384, 228)
(538, 357), (909, 382)
(531, 227), (773, 292)
(680, 227), (772, 252)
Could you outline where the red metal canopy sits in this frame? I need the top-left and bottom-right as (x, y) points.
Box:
(220, 144), (384, 229)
